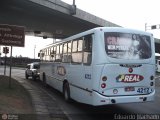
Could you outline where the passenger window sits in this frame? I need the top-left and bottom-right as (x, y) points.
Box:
(68, 42), (71, 53)
(62, 41), (72, 63)
(71, 38), (83, 64)
(67, 41), (72, 63)
(72, 40), (77, 52)
(62, 43), (68, 63)
(78, 39), (83, 51)
(50, 46), (56, 62)
(39, 50), (45, 62)
(56, 45), (59, 54)
(63, 43), (68, 54)
(83, 34), (92, 65)
(72, 52), (82, 63)
(55, 45), (62, 62)
(60, 44), (63, 54)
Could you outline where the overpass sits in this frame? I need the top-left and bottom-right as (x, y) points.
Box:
(0, 0), (119, 39)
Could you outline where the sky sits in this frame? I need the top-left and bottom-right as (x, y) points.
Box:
(62, 0), (160, 33)
(1, 0), (160, 58)
(0, 36), (53, 59)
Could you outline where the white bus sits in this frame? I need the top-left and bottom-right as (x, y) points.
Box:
(39, 27), (155, 106)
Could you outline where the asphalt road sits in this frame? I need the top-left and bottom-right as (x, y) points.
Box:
(0, 66), (160, 120)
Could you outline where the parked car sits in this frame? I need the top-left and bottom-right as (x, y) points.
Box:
(25, 62), (40, 80)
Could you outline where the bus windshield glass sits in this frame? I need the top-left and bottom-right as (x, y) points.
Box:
(104, 32), (152, 59)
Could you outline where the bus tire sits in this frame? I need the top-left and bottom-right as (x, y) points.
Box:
(43, 73), (47, 87)
(32, 73), (36, 81)
(63, 82), (71, 102)
(25, 72), (28, 79)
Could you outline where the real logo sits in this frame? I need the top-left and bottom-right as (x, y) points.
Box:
(116, 74), (144, 83)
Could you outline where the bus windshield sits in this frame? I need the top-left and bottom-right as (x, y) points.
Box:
(104, 32), (152, 59)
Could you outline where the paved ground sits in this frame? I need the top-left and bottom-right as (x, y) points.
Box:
(13, 76), (68, 120)
(1, 66), (160, 120)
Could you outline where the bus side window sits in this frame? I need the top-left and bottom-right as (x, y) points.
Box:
(62, 42), (68, 63)
(71, 39), (83, 64)
(39, 50), (44, 62)
(83, 34), (92, 65)
(46, 48), (50, 62)
(55, 45), (62, 62)
(44, 49), (47, 61)
(50, 46), (56, 62)
(67, 41), (72, 63)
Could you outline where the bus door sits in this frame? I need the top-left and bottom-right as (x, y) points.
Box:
(82, 34), (93, 92)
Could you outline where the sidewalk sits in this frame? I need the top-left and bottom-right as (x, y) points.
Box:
(13, 76), (68, 120)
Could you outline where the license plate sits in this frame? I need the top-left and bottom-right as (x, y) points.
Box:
(137, 87), (152, 94)
(125, 87), (135, 92)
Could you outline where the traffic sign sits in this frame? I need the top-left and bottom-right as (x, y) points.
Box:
(0, 24), (25, 47)
(3, 47), (9, 54)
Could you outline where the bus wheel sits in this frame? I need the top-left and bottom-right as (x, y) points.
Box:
(43, 73), (47, 87)
(32, 73), (36, 81)
(63, 82), (71, 102)
(25, 72), (28, 79)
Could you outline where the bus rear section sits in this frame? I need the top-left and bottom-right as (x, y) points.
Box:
(92, 63), (155, 105)
(92, 30), (155, 106)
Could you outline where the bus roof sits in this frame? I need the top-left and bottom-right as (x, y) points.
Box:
(42, 27), (153, 49)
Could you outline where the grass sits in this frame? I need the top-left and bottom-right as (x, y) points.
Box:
(0, 75), (36, 120)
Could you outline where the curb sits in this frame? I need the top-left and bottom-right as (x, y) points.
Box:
(13, 76), (68, 120)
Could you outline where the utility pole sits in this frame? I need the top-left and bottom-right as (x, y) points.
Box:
(34, 45), (36, 59)
(70, 0), (76, 15)
(146, 23), (160, 58)
(145, 23), (147, 31)
(3, 47), (9, 76)
(73, 0), (75, 5)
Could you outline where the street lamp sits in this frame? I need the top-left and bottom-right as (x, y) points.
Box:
(145, 23), (160, 56)
(145, 23), (160, 31)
